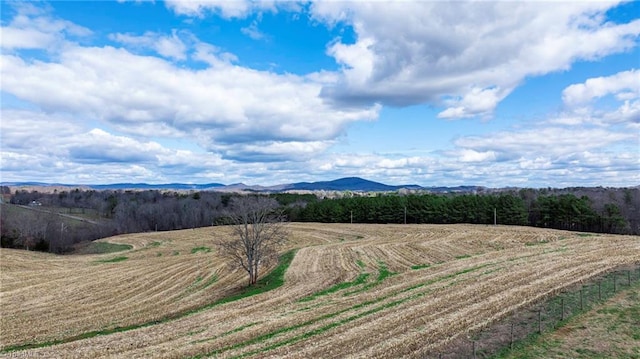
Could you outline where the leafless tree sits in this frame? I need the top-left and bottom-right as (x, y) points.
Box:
(215, 196), (288, 286)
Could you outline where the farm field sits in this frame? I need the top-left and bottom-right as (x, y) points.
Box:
(1, 223), (639, 358)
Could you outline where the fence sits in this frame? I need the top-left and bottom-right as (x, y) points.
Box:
(423, 264), (640, 359)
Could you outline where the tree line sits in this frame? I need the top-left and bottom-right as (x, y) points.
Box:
(1, 186), (637, 253)
(293, 190), (636, 234)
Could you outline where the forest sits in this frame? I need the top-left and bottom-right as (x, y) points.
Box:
(1, 186), (637, 253)
(294, 192), (631, 234)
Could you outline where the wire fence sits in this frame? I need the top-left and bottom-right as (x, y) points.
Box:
(423, 263), (640, 359)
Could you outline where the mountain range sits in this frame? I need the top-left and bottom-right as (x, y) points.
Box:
(1, 177), (479, 193)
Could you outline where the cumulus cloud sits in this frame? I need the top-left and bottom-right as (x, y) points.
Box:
(0, 19), (379, 163)
(563, 69), (640, 106)
(561, 69), (640, 127)
(2, 2), (638, 187)
(0, 109), (239, 184)
(0, 2), (91, 51)
(313, 1), (640, 118)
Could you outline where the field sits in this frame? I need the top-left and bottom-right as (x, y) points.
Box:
(1, 223), (639, 358)
(498, 280), (640, 358)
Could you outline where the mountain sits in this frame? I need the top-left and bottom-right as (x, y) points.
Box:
(1, 182), (224, 191)
(1, 178), (478, 193)
(87, 183), (225, 190)
(286, 177), (422, 192)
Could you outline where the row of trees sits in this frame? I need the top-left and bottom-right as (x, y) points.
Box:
(2, 187), (637, 254)
(295, 194), (526, 225)
(295, 193), (631, 234)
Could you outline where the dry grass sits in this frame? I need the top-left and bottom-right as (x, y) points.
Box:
(1, 223), (638, 358)
(498, 279), (640, 358)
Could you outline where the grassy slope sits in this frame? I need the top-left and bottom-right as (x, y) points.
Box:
(497, 281), (640, 359)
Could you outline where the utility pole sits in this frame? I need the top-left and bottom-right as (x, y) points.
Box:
(404, 206), (407, 224)
(494, 208), (497, 226)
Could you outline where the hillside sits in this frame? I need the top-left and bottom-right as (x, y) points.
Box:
(1, 224), (639, 358)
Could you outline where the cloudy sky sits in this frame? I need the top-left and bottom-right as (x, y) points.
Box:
(1, 0), (639, 187)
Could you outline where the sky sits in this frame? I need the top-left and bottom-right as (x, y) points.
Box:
(1, 0), (639, 188)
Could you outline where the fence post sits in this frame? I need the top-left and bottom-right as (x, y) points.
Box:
(538, 308), (542, 334)
(598, 280), (602, 300)
(510, 321), (514, 350)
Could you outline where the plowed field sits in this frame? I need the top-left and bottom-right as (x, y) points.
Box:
(1, 224), (638, 358)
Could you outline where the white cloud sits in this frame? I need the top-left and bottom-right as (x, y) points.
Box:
(457, 149), (498, 163)
(1, 35), (379, 162)
(2, 2), (638, 188)
(164, 0), (276, 19)
(552, 70), (640, 128)
(313, 1), (640, 118)
(563, 69), (640, 107)
(438, 86), (505, 119)
(110, 30), (188, 60)
(241, 21), (266, 40)
(0, 109), (242, 184)
(0, 3), (91, 51)
(454, 127), (633, 158)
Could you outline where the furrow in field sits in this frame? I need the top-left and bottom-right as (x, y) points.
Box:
(2, 225), (638, 358)
(262, 253), (630, 358)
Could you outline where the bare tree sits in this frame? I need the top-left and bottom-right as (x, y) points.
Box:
(215, 196), (288, 286)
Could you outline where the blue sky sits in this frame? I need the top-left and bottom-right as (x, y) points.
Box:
(1, 0), (639, 187)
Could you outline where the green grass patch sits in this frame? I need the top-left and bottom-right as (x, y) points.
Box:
(191, 246), (211, 254)
(149, 241), (162, 247)
(344, 261), (396, 296)
(201, 274), (219, 290)
(172, 251), (180, 256)
(94, 256), (128, 263)
(356, 259), (366, 269)
(410, 263), (431, 270)
(1, 250), (296, 354)
(371, 261), (394, 284)
(298, 273), (370, 303)
(183, 273), (220, 297)
(455, 254), (472, 259)
(198, 263), (491, 359)
(213, 251), (295, 306)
